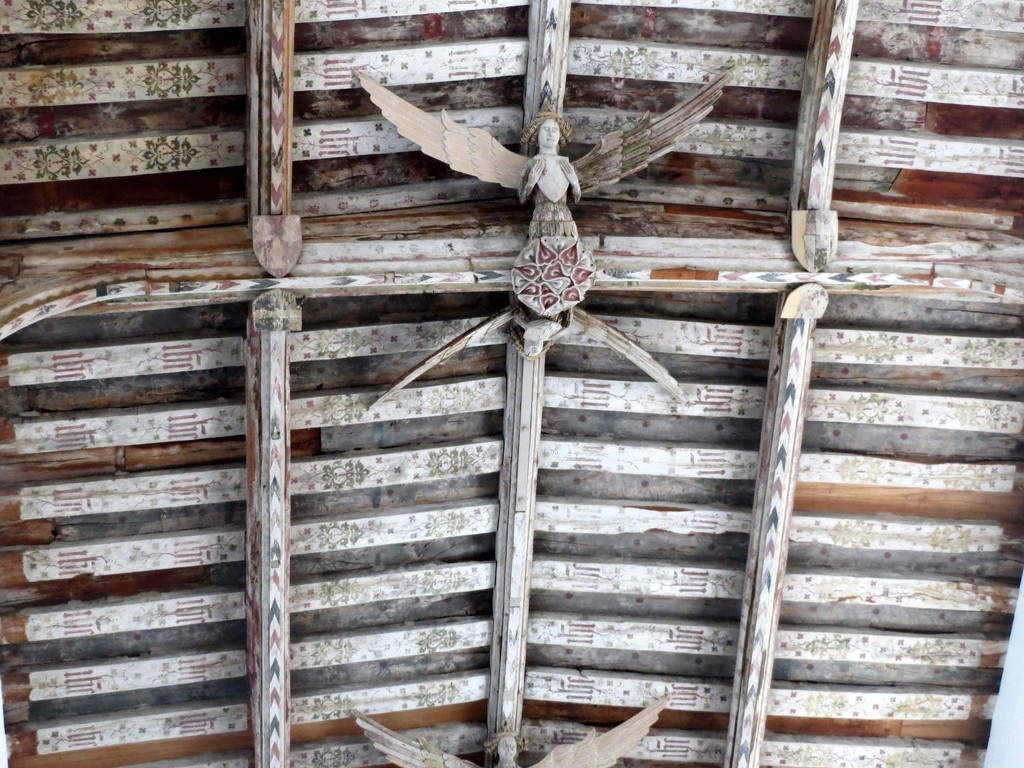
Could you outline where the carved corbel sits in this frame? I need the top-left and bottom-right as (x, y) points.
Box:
(252, 214), (302, 277)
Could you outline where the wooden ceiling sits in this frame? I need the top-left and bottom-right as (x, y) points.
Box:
(0, 1), (1023, 768)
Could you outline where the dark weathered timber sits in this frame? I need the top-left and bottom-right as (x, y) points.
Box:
(530, 590), (742, 623)
(528, 644), (736, 679)
(802, 421), (1024, 461)
(295, 77), (525, 121)
(570, 5), (811, 51)
(820, 294), (1024, 333)
(289, 592), (494, 639)
(538, 471), (756, 508)
(810, 363), (1024, 397)
(295, 8), (529, 51)
(927, 104), (1024, 141)
(290, 534), (495, 578)
(0, 168), (246, 218)
(564, 77), (801, 123)
(0, 29), (245, 66)
(321, 410), (504, 453)
(1, 97), (246, 144)
(291, 651), (489, 691)
(853, 22), (1024, 69)
(543, 408), (763, 448)
(533, 530), (750, 565)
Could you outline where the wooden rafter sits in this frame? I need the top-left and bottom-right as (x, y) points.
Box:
(790, 0), (860, 271)
(724, 284), (829, 768)
(245, 290), (301, 768)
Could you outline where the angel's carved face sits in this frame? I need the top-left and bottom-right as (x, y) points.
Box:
(537, 118), (561, 154)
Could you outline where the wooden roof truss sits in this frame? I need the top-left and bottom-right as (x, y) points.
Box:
(0, 1), (1022, 768)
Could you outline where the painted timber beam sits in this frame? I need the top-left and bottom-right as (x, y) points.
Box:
(248, 0), (300, 276)
(245, 290), (301, 768)
(790, 0), (859, 271)
(724, 284), (828, 768)
(486, 3), (573, 763)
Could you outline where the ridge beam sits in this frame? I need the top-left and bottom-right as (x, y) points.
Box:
(487, 347), (545, 768)
(725, 284), (829, 768)
(523, 0), (572, 126)
(246, 290), (301, 768)
(790, 0), (860, 271)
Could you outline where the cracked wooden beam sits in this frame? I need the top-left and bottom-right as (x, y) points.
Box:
(248, 0), (300, 275)
(246, 290), (301, 768)
(790, 0), (860, 271)
(724, 284), (829, 768)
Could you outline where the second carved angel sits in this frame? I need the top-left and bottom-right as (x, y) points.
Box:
(358, 71), (730, 406)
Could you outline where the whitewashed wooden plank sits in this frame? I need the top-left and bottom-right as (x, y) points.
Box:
(21, 650), (246, 701)
(2, 0), (244, 33)
(3, 336), (242, 387)
(808, 389), (1024, 434)
(294, 109), (522, 161)
(568, 40), (1024, 108)
(292, 378), (505, 429)
(848, 61), (1024, 109)
(0, 58), (245, 109)
(565, 315), (773, 358)
(294, 41), (528, 91)
(528, 615), (737, 656)
(544, 375), (764, 418)
(839, 131), (1024, 178)
(568, 40), (803, 91)
(569, 114), (795, 162)
(14, 562), (493, 643)
(29, 703), (248, 754)
(814, 328), (1024, 369)
(775, 628), (1006, 668)
(523, 724), (982, 767)
(291, 440), (504, 495)
(290, 562), (495, 613)
(0, 130), (244, 185)
(859, 0), (1024, 31)
(533, 558), (1016, 613)
(800, 453), (1017, 493)
(296, 0), (527, 22)
(540, 438), (1018, 492)
(40, 500), (491, 588)
(10, 467), (246, 521)
(537, 500), (1015, 557)
(11, 402), (245, 454)
(546, 374), (1024, 434)
(292, 503), (499, 555)
(529, 615), (1005, 669)
(13, 620), (491, 703)
(790, 516), (1007, 554)
(761, 736), (984, 767)
(293, 619), (492, 668)
(539, 438), (759, 479)
(784, 572), (1017, 613)
(122, 758), (251, 768)
(293, 179), (513, 217)
(21, 589), (244, 643)
(292, 672), (489, 723)
(291, 724), (486, 768)
(21, 529), (243, 582)
(4, 0), (1017, 34)
(535, 500), (751, 536)
(531, 558), (745, 599)
(524, 668), (991, 720)
(289, 317), (503, 361)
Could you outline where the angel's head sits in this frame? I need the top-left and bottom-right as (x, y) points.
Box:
(521, 110), (572, 152)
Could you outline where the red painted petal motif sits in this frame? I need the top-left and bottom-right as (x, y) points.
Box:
(562, 287), (582, 303)
(536, 241), (559, 263)
(515, 264), (541, 280)
(570, 267), (595, 286)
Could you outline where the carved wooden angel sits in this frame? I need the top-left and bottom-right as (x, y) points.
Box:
(357, 696), (668, 768)
(359, 72), (730, 404)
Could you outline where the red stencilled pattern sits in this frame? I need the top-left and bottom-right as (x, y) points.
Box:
(511, 236), (596, 316)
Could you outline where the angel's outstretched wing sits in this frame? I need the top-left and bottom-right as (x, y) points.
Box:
(573, 71), (731, 193)
(358, 73), (528, 189)
(357, 715), (481, 768)
(529, 696), (669, 768)
(366, 307), (516, 412)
